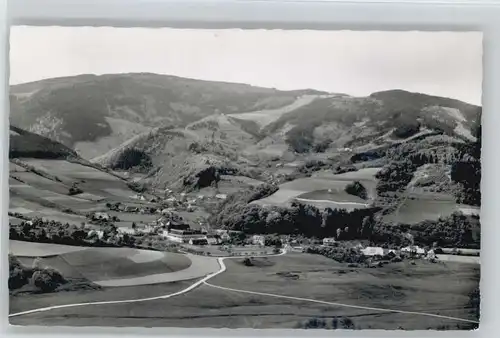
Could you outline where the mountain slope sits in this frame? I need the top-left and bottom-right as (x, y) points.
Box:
(91, 88), (481, 193)
(10, 73), (319, 159)
(9, 125), (78, 159)
(260, 90), (481, 155)
(92, 115), (256, 190)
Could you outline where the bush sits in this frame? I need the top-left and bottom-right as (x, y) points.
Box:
(9, 255), (30, 290)
(31, 268), (67, 292)
(303, 317), (327, 329)
(68, 186), (83, 196)
(313, 139), (331, 153)
(340, 317), (355, 329)
(111, 148), (153, 171)
(306, 245), (366, 264)
(286, 128), (314, 153)
(334, 165), (357, 174)
(392, 121), (421, 138)
(243, 258), (253, 266)
(344, 181), (367, 200)
(127, 181), (148, 193)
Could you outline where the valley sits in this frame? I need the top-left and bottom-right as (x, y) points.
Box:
(8, 73), (481, 330)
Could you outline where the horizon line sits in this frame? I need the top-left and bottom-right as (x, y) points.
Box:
(9, 71), (482, 106)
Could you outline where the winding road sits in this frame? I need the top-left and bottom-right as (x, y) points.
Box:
(9, 250), (479, 325)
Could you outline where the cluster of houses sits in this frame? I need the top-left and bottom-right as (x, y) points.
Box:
(314, 237), (434, 259)
(360, 245), (430, 258)
(89, 206), (229, 246)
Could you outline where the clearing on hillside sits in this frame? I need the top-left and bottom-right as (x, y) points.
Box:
(228, 94), (325, 128)
(382, 194), (472, 224)
(255, 168), (379, 208)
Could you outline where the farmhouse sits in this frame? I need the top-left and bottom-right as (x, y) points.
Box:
(401, 246), (426, 255)
(285, 244), (304, 252)
(117, 227), (136, 235)
(206, 235), (221, 245)
(164, 229), (207, 243)
(426, 249), (437, 260)
(361, 247), (385, 257)
(135, 224), (157, 234)
(216, 230), (230, 241)
(252, 235), (265, 246)
(322, 238), (336, 246)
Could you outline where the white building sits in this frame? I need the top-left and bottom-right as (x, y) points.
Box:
(401, 246), (426, 255)
(164, 229), (207, 243)
(206, 235), (221, 245)
(215, 194), (227, 200)
(323, 238), (336, 246)
(117, 227), (135, 235)
(165, 197), (177, 205)
(252, 235), (265, 246)
(361, 247), (385, 257)
(426, 249), (437, 260)
(135, 224), (157, 234)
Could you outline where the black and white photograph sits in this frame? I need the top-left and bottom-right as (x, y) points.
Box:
(7, 26), (481, 330)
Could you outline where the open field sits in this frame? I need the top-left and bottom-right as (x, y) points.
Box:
(436, 255), (480, 264)
(8, 283), (477, 329)
(107, 211), (159, 227)
(21, 159), (121, 181)
(10, 240), (88, 257)
(9, 241), (202, 286)
(17, 159), (138, 202)
(293, 199), (370, 212)
(228, 95), (320, 128)
(295, 189), (370, 210)
(255, 168), (379, 207)
(383, 198), (465, 224)
(92, 254), (219, 287)
(298, 190), (366, 203)
(10, 252), (479, 329)
(9, 280), (195, 316)
(9, 158), (161, 226)
(209, 253), (479, 326)
(11, 171), (73, 195)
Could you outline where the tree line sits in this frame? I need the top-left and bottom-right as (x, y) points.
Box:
(211, 184), (480, 249)
(9, 218), (136, 248)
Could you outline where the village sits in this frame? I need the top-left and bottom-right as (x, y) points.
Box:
(79, 189), (479, 264)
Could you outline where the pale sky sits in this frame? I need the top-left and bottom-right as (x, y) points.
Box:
(9, 26), (483, 105)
